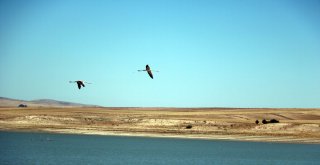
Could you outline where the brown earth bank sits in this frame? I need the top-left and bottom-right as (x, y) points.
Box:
(0, 107), (319, 143)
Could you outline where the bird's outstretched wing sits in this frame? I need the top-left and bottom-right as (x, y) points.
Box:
(146, 65), (150, 71)
(77, 82), (82, 89)
(147, 70), (153, 79)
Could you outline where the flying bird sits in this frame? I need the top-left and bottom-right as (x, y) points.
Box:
(138, 65), (158, 79)
(69, 80), (91, 89)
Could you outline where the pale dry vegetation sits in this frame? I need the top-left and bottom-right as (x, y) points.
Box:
(0, 107), (319, 143)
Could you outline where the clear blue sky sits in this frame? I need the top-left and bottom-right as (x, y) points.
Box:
(1, 0), (319, 108)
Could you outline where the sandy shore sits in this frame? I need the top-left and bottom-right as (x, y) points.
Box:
(0, 107), (319, 143)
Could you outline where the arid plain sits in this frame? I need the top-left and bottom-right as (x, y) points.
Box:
(0, 107), (319, 143)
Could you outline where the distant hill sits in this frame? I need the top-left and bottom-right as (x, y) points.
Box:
(0, 97), (101, 108)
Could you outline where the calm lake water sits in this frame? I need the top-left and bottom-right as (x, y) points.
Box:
(0, 131), (319, 165)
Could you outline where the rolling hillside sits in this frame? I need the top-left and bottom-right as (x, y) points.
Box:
(0, 97), (100, 108)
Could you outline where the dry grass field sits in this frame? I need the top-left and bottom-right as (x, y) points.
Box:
(0, 107), (319, 143)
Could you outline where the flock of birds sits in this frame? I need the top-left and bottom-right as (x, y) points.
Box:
(69, 64), (158, 89)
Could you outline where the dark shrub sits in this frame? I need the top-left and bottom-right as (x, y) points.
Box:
(255, 120), (259, 124)
(270, 119), (279, 123)
(18, 104), (27, 107)
(262, 119), (267, 124)
(186, 125), (192, 129)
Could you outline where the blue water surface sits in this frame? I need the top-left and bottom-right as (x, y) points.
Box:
(0, 131), (319, 165)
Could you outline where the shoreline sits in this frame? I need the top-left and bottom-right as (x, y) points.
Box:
(1, 107), (319, 144)
(1, 127), (320, 144)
